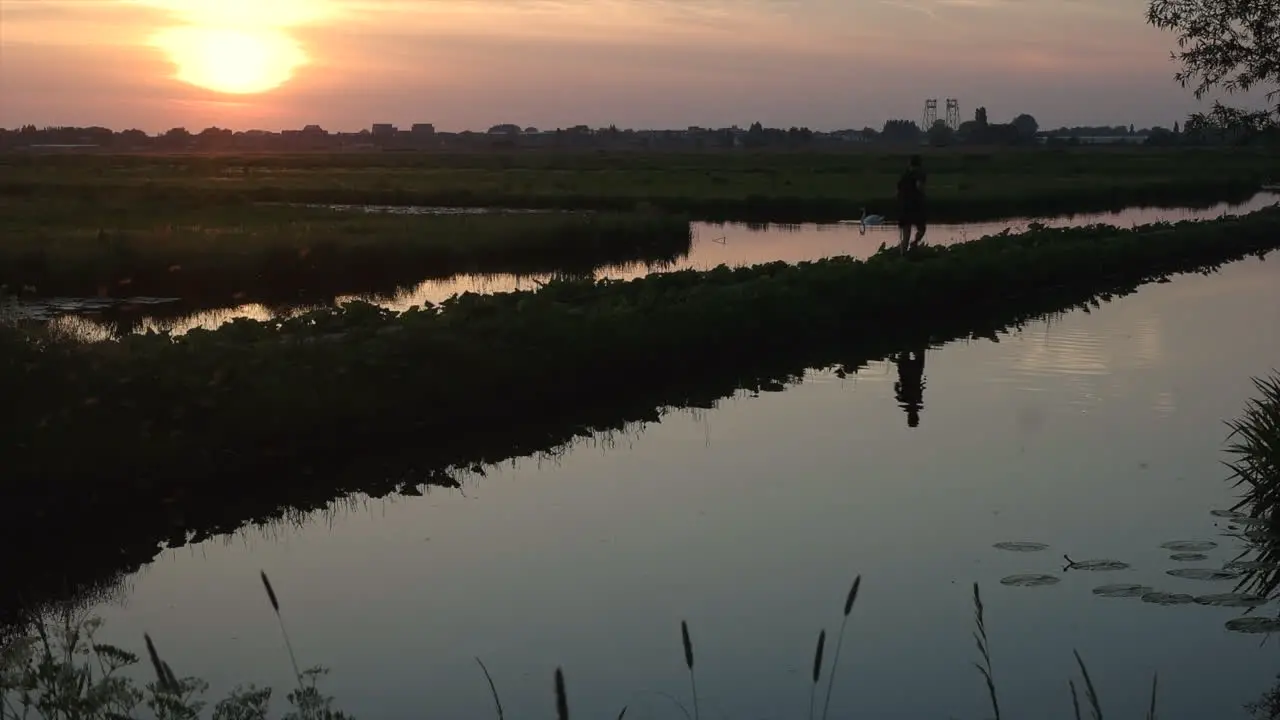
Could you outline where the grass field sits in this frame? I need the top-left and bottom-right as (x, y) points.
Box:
(0, 195), (691, 302)
(2, 147), (1273, 222)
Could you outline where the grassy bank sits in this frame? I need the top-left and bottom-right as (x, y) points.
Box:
(3, 209), (1280, 625)
(1, 147), (1273, 222)
(0, 196), (691, 302)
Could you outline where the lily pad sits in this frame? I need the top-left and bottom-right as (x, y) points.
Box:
(1000, 574), (1061, 587)
(1092, 584), (1153, 598)
(1194, 593), (1268, 608)
(993, 542), (1049, 552)
(1211, 509), (1247, 520)
(1166, 568), (1242, 581)
(1141, 592), (1196, 606)
(1069, 559), (1131, 571)
(1170, 553), (1209, 562)
(1160, 540), (1218, 552)
(1226, 617), (1280, 635)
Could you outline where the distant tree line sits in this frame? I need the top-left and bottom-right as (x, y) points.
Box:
(3, 108), (1276, 153)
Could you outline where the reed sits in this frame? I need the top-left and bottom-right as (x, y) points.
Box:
(554, 667), (569, 720)
(259, 571), (304, 691)
(475, 657), (505, 720)
(972, 583), (1001, 720)
(820, 575), (861, 720)
(1072, 650), (1104, 719)
(809, 629), (826, 720)
(681, 620), (699, 720)
(0, 577), (1185, 720)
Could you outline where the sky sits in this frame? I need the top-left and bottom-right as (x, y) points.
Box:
(0, 0), (1274, 133)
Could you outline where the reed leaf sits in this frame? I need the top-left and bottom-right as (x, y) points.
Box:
(821, 574), (861, 720)
(475, 657), (504, 720)
(554, 667), (568, 720)
(972, 583), (1001, 720)
(1073, 650), (1103, 720)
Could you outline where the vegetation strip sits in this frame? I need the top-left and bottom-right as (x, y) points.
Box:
(1, 148), (1273, 223)
(2, 208), (1279, 626)
(0, 198), (691, 302)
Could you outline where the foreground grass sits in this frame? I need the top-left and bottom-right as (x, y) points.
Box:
(0, 196), (691, 302)
(1220, 373), (1280, 605)
(1, 148), (1273, 222)
(0, 573), (1158, 720)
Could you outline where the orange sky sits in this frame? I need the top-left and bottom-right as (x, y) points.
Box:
(0, 0), (1271, 132)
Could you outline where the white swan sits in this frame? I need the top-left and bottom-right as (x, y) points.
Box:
(859, 207), (885, 235)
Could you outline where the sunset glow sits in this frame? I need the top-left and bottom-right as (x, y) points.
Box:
(0, 0), (1271, 131)
(150, 26), (307, 94)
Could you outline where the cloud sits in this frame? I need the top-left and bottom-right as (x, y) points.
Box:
(127, 0), (338, 28)
(0, 0), (164, 44)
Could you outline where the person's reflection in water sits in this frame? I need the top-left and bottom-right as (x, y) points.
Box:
(893, 343), (927, 428)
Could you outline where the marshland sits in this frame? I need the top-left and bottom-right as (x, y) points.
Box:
(5, 145), (1280, 720)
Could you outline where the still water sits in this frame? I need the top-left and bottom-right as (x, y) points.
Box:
(88, 256), (1280, 719)
(27, 192), (1278, 337)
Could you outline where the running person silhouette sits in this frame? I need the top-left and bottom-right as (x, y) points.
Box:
(896, 155), (927, 255)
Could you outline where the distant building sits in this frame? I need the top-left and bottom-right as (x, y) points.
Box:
(411, 123), (435, 136)
(371, 123), (396, 136)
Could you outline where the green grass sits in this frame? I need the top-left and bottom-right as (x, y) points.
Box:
(1, 147), (1273, 222)
(0, 195), (692, 302)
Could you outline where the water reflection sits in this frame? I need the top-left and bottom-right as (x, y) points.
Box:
(892, 342), (926, 428)
(13, 192), (1279, 336)
(18, 256), (1261, 720)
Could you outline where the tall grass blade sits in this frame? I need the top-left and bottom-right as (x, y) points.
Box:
(1070, 680), (1082, 720)
(821, 575), (861, 720)
(681, 620), (700, 720)
(1072, 650), (1103, 720)
(142, 633), (175, 694)
(260, 570), (303, 690)
(1146, 672), (1158, 720)
(972, 583), (1001, 720)
(810, 629), (827, 720)
(617, 707), (628, 719)
(475, 657), (504, 720)
(554, 667), (569, 720)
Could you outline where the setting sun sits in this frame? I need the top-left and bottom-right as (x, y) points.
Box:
(150, 26), (307, 94)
